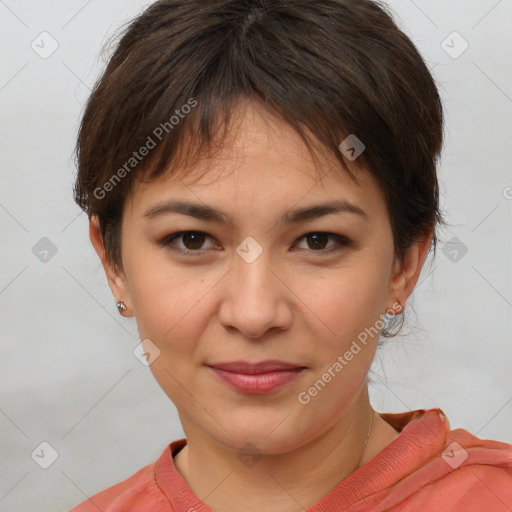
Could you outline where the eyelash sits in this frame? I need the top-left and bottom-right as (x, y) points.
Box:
(158, 231), (351, 256)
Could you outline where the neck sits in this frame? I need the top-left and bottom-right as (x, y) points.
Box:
(173, 390), (399, 512)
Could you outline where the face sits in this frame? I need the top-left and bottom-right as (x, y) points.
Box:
(95, 100), (423, 455)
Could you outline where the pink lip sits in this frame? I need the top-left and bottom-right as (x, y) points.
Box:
(206, 360), (307, 394)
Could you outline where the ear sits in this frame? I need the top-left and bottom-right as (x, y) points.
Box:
(386, 229), (433, 314)
(89, 216), (133, 317)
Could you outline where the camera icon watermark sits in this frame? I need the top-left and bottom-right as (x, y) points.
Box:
(31, 441), (59, 469)
(31, 31), (59, 59)
(133, 338), (161, 366)
(338, 134), (365, 161)
(441, 236), (468, 263)
(32, 237), (58, 263)
(441, 31), (469, 59)
(236, 236), (263, 264)
(441, 441), (468, 469)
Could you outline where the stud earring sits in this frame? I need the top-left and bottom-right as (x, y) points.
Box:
(117, 301), (128, 314)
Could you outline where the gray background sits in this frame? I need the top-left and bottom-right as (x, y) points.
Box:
(1, 1), (511, 511)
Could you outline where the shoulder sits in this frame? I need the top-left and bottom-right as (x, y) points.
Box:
(412, 461), (512, 512)
(68, 450), (172, 512)
(362, 409), (512, 512)
(408, 425), (512, 511)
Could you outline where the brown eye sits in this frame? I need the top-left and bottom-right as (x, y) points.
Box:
(306, 233), (329, 250)
(294, 232), (351, 253)
(182, 232), (206, 250)
(159, 231), (217, 254)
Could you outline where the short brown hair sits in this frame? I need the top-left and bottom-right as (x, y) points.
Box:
(74, 0), (444, 276)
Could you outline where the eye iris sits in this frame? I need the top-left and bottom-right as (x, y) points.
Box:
(307, 233), (328, 250)
(183, 232), (205, 250)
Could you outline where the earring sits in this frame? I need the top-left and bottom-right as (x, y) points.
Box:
(117, 301), (128, 314)
(386, 299), (403, 316)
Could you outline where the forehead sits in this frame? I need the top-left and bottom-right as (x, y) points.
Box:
(124, 100), (386, 222)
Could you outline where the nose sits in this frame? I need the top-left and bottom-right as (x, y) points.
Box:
(218, 252), (293, 340)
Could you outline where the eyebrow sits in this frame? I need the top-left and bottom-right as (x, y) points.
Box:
(143, 199), (368, 225)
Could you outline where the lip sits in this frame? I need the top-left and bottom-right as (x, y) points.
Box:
(206, 360), (307, 394)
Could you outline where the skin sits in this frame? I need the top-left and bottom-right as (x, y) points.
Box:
(90, 99), (432, 512)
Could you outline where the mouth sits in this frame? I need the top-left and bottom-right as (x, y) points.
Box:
(205, 360), (307, 394)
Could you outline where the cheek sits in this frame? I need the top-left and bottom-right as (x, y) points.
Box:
(126, 262), (219, 407)
(125, 249), (219, 347)
(290, 265), (388, 427)
(133, 279), (214, 342)
(290, 262), (388, 347)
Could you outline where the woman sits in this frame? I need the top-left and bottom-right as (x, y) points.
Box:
(70, 0), (512, 510)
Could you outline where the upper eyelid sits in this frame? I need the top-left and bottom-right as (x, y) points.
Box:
(162, 231), (349, 251)
(164, 231), (346, 241)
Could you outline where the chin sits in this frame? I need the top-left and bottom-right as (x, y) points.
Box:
(210, 413), (309, 455)
(222, 433), (302, 456)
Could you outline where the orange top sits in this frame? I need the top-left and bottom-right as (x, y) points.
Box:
(69, 409), (512, 511)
